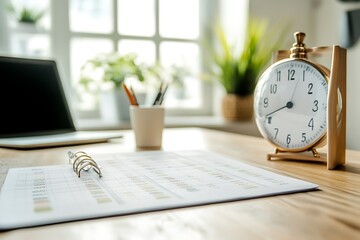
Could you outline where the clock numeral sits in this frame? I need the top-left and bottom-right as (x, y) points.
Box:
(312, 100), (319, 112)
(302, 133), (307, 142)
(274, 128), (279, 139)
(286, 134), (291, 144)
(308, 118), (314, 131)
(288, 69), (295, 80)
(268, 117), (272, 124)
(270, 84), (277, 94)
(308, 83), (313, 94)
(263, 98), (269, 108)
(302, 70), (305, 81)
(277, 71), (281, 81)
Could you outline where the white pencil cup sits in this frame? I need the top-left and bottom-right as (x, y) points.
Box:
(130, 106), (165, 149)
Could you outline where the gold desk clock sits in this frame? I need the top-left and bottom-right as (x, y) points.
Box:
(254, 32), (346, 169)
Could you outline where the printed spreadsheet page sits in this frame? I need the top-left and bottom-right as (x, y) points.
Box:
(0, 150), (318, 230)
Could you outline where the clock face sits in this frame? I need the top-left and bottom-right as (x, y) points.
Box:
(254, 59), (328, 151)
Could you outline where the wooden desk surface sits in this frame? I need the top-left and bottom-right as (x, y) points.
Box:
(0, 128), (359, 239)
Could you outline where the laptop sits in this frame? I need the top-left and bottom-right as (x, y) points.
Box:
(0, 56), (123, 149)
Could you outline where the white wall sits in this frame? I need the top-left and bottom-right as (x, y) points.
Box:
(249, 0), (360, 150)
(220, 0), (249, 51)
(249, 0), (317, 46)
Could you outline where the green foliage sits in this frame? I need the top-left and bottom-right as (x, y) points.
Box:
(80, 53), (146, 91)
(211, 19), (285, 96)
(7, 3), (45, 24)
(79, 53), (190, 92)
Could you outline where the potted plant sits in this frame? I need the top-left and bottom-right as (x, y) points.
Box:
(79, 53), (147, 121)
(80, 53), (146, 90)
(211, 19), (284, 121)
(80, 53), (191, 122)
(7, 3), (46, 30)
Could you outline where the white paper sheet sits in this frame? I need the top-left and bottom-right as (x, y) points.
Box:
(0, 150), (318, 230)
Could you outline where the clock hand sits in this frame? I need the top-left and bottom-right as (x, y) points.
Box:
(265, 101), (293, 117)
(265, 70), (299, 119)
(290, 78), (301, 102)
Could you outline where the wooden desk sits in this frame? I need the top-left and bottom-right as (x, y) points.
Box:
(0, 128), (359, 239)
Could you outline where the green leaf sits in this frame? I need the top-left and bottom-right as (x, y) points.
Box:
(209, 18), (288, 96)
(78, 53), (190, 92)
(7, 4), (45, 24)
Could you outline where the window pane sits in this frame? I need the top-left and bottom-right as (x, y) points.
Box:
(70, 0), (113, 33)
(159, 0), (199, 39)
(118, 40), (156, 64)
(10, 33), (50, 57)
(160, 41), (201, 108)
(71, 38), (113, 110)
(118, 0), (155, 36)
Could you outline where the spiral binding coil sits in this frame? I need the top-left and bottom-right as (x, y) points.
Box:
(68, 151), (102, 178)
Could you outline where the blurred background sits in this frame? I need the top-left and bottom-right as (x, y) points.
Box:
(0, 0), (359, 150)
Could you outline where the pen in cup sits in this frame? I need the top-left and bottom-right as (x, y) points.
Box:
(159, 84), (168, 105)
(152, 83), (163, 105)
(153, 83), (168, 105)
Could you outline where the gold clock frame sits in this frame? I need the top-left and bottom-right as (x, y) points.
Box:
(267, 33), (346, 170)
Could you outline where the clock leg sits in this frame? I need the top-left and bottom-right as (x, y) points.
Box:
(311, 148), (320, 158)
(267, 149), (327, 163)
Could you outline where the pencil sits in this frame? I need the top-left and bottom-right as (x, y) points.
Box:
(130, 86), (139, 106)
(122, 83), (138, 106)
(152, 83), (163, 105)
(159, 84), (168, 105)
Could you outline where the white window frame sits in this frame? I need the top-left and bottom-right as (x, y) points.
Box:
(51, 0), (218, 119)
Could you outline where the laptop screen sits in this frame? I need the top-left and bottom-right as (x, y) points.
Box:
(0, 56), (75, 138)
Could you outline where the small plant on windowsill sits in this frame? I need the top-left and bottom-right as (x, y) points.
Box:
(7, 3), (45, 25)
(210, 19), (285, 121)
(79, 53), (146, 92)
(80, 53), (190, 98)
(79, 53), (190, 121)
(79, 53), (147, 121)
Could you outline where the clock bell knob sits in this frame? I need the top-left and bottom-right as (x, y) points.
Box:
(290, 32), (307, 59)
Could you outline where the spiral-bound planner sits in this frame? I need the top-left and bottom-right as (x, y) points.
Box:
(0, 150), (318, 230)
(68, 150), (102, 178)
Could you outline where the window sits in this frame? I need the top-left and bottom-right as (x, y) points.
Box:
(1, 0), (216, 120)
(4, 0), (51, 57)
